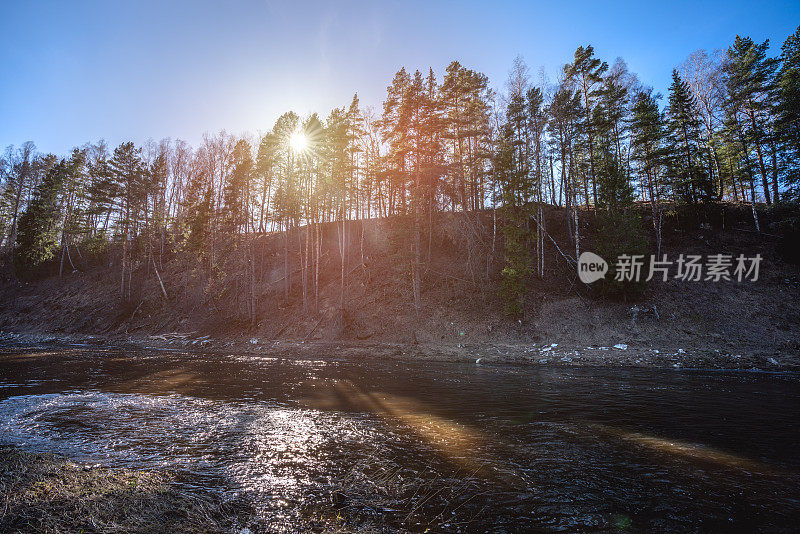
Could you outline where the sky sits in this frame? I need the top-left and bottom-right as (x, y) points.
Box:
(1, 0), (798, 155)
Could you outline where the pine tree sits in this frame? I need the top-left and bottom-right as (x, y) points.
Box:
(599, 59), (632, 164)
(526, 86), (547, 278)
(58, 149), (88, 278)
(596, 147), (634, 213)
(441, 61), (492, 212)
(495, 127), (528, 318)
(724, 36), (780, 203)
(777, 25), (800, 196)
(255, 131), (280, 232)
(420, 68), (445, 238)
(324, 106), (351, 325)
(147, 147), (169, 243)
(495, 95), (535, 318)
(14, 160), (67, 275)
(222, 139), (252, 236)
(565, 45), (608, 210)
(380, 67), (412, 215)
(109, 141), (147, 298)
(547, 83), (584, 255)
(666, 69), (710, 203)
(345, 94), (365, 220)
(187, 186), (213, 258)
(630, 90), (668, 254)
(85, 143), (116, 250)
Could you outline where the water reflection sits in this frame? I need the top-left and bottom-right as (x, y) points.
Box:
(0, 347), (799, 531)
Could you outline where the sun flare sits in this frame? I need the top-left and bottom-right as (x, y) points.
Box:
(289, 131), (308, 152)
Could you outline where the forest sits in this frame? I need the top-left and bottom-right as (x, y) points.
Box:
(2, 27), (800, 329)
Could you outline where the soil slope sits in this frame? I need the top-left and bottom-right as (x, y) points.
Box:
(1, 204), (798, 368)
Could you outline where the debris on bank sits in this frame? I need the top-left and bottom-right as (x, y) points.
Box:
(0, 331), (796, 371)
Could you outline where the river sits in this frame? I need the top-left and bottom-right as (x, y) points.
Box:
(1, 345), (798, 532)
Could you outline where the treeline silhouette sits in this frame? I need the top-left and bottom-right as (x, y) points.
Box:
(2, 28), (799, 321)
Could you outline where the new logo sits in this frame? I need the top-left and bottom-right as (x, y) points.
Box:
(578, 251), (608, 283)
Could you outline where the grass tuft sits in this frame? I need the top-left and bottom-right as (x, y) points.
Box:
(0, 447), (250, 533)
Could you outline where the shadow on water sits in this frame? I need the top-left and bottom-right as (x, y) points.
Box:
(1, 346), (799, 532)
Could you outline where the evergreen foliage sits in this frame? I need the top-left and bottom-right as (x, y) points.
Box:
(2, 28), (800, 318)
(14, 161), (67, 274)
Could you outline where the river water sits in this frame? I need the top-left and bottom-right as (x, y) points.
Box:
(1, 345), (799, 532)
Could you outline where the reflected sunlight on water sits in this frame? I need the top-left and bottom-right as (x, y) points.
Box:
(1, 347), (799, 531)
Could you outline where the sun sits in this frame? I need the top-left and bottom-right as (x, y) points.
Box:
(289, 131), (308, 152)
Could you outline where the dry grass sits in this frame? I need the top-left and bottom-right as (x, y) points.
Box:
(0, 447), (249, 533)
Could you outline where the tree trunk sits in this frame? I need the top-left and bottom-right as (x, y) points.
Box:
(360, 221), (365, 281)
(121, 200), (130, 299)
(250, 240), (256, 326)
(58, 202), (70, 280)
(584, 87), (597, 211)
(737, 122), (761, 232)
(59, 242), (66, 279)
(413, 220), (421, 318)
(151, 254), (168, 300)
(750, 179), (760, 232)
(7, 183), (24, 249)
(301, 226), (307, 313)
(712, 145), (724, 201)
(339, 216), (346, 330)
(748, 110), (771, 205)
(121, 237), (127, 299)
(573, 202), (580, 262)
(770, 137), (779, 204)
(283, 221), (289, 304)
(315, 222), (320, 314)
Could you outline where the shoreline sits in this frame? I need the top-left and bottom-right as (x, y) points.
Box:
(1, 330), (797, 372)
(0, 446), (252, 533)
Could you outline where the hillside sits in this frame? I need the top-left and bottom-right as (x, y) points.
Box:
(1, 203), (799, 368)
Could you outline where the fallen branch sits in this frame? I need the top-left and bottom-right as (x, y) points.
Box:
(305, 314), (326, 340)
(129, 300), (143, 322)
(152, 255), (168, 300)
(272, 323), (291, 339)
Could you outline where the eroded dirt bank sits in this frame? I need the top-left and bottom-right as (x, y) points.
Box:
(1, 205), (799, 369)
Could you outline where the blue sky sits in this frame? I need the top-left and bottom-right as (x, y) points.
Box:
(1, 0), (798, 155)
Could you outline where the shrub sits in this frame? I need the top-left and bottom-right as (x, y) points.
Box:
(594, 209), (650, 300)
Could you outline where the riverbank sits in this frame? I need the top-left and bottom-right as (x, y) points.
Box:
(2, 330), (798, 371)
(0, 447), (251, 533)
(2, 204), (799, 364)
